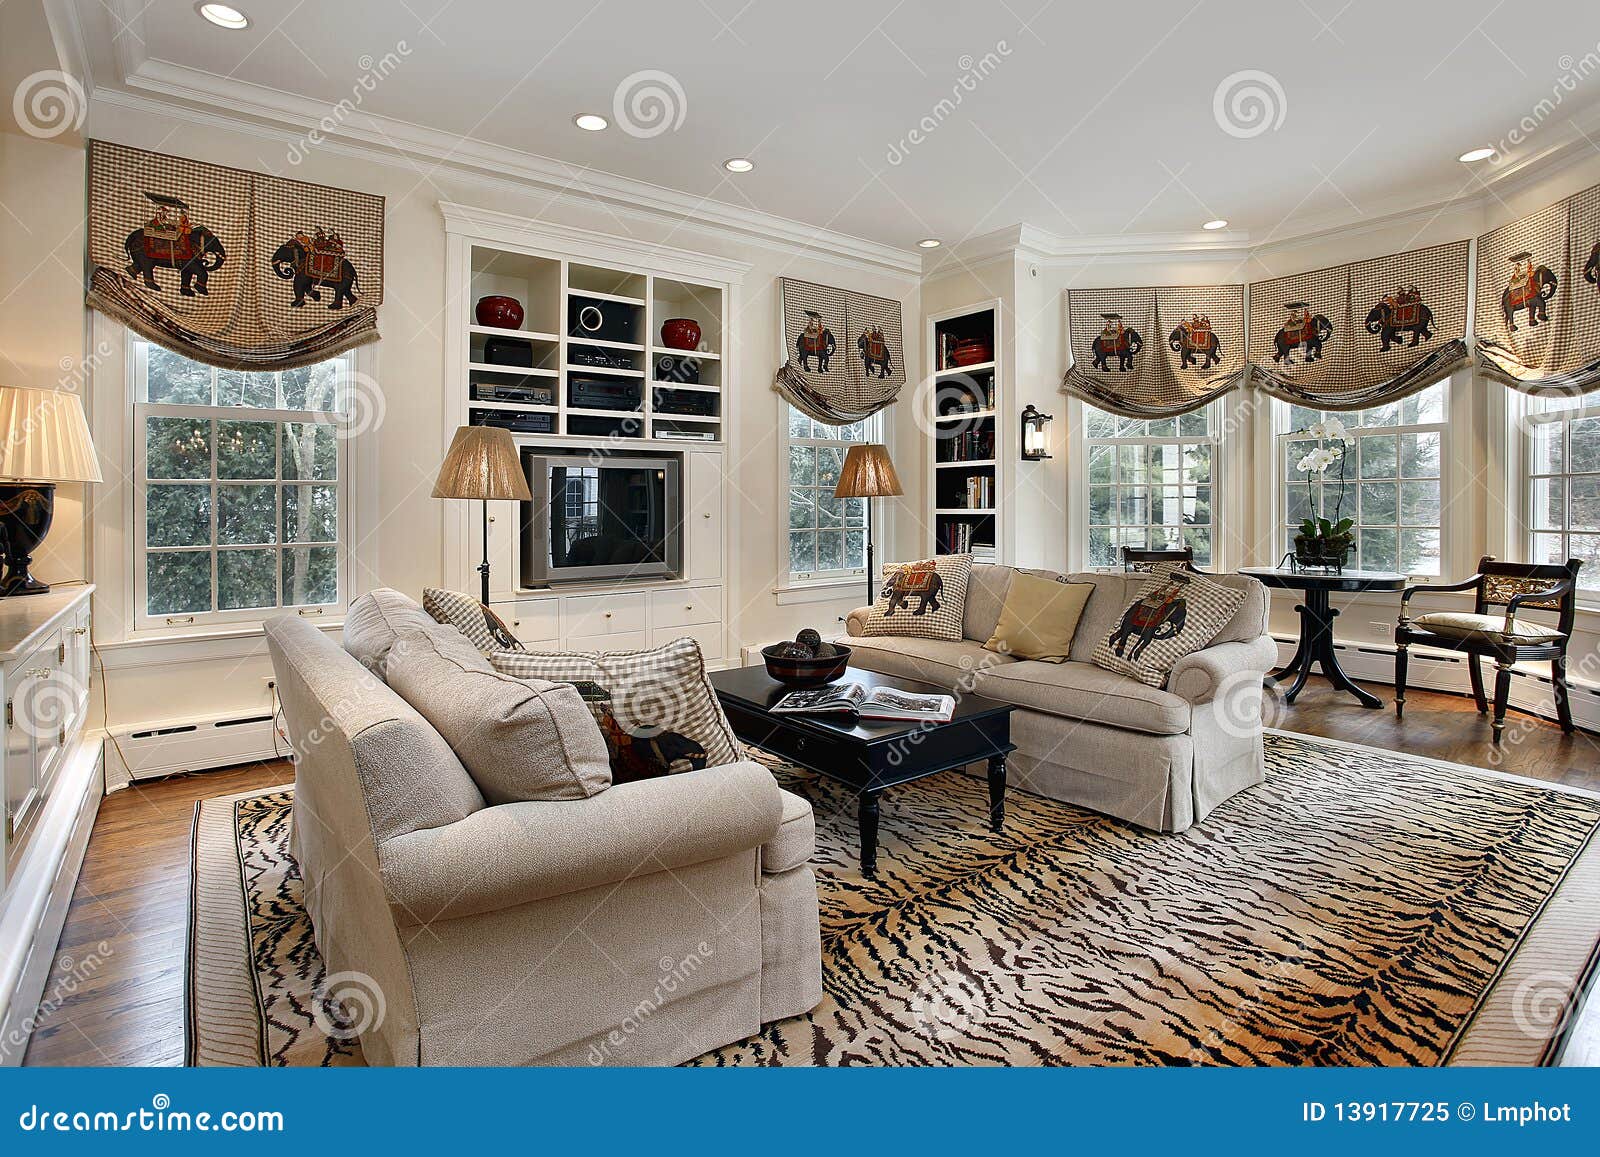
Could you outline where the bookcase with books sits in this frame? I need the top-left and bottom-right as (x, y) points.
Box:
(928, 304), (1000, 560)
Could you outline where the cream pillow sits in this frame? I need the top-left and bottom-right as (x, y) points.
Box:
(859, 554), (973, 641)
(984, 572), (1094, 663)
(1412, 611), (1563, 643)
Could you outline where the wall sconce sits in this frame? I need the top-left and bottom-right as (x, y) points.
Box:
(1020, 404), (1053, 461)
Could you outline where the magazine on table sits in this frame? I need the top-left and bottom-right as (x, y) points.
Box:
(770, 680), (955, 722)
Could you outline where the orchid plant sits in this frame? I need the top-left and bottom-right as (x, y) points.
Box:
(1294, 417), (1354, 542)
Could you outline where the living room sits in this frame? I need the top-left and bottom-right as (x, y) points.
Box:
(1, 0), (1598, 1125)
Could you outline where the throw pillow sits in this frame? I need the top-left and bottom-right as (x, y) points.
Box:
(386, 627), (611, 804)
(1411, 611), (1563, 643)
(859, 554), (973, 641)
(983, 572), (1095, 663)
(1091, 569), (1245, 688)
(423, 587), (525, 653)
(489, 636), (742, 770)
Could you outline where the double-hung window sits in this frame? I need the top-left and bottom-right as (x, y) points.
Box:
(133, 341), (350, 629)
(1525, 392), (1600, 595)
(785, 407), (875, 582)
(1276, 382), (1447, 575)
(1083, 404), (1219, 568)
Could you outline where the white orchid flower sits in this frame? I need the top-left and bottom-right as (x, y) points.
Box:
(1321, 416), (1351, 442)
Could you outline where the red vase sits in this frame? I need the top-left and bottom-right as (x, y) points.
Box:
(475, 295), (525, 329)
(660, 317), (702, 350)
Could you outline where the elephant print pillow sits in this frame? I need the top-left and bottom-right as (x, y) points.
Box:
(1091, 568), (1244, 688)
(860, 554), (973, 641)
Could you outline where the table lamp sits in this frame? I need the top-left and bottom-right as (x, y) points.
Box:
(834, 443), (903, 606)
(0, 387), (103, 596)
(432, 425), (532, 604)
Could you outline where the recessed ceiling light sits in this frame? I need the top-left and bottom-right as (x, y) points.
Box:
(1202, 219), (1229, 231)
(573, 113), (608, 132)
(1458, 146), (1497, 163)
(722, 158), (754, 174)
(196, 3), (249, 29)
(917, 238), (942, 248)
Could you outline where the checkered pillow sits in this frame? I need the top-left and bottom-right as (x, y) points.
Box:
(489, 637), (742, 766)
(859, 554), (972, 641)
(423, 588), (524, 653)
(1091, 569), (1245, 688)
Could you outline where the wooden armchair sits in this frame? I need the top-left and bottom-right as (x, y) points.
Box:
(1394, 555), (1582, 744)
(1122, 546), (1207, 574)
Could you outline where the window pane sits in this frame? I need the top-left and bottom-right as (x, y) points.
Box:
(147, 552), (211, 615)
(281, 422), (337, 480)
(216, 369), (278, 408)
(1359, 481), (1397, 527)
(1088, 485), (1112, 524)
(217, 484), (277, 545)
(1531, 531), (1566, 565)
(146, 485), (210, 547)
(1572, 475), (1600, 533)
(1399, 528), (1440, 575)
(1286, 485), (1313, 524)
(1088, 526), (1113, 567)
(1400, 431), (1440, 478)
(217, 420), (276, 479)
(1572, 418), (1600, 473)
(844, 529), (865, 568)
(788, 446), (815, 487)
(816, 529), (844, 571)
(816, 446), (843, 489)
(1530, 422), (1565, 475)
(1177, 410), (1210, 437)
(786, 408), (810, 439)
(815, 493), (843, 528)
(788, 488), (813, 530)
(1571, 534), (1600, 588)
(1288, 405), (1321, 431)
(147, 417), (211, 479)
(218, 548), (277, 610)
(1087, 445), (1114, 484)
(844, 497), (866, 527)
(1359, 434), (1397, 479)
(1184, 526), (1213, 565)
(1286, 439), (1316, 479)
(1185, 444), (1212, 485)
(283, 484), (338, 543)
(282, 546), (339, 606)
(1359, 528), (1398, 571)
(788, 530), (815, 574)
(280, 362), (341, 412)
(1085, 410), (1118, 439)
(146, 347), (212, 404)
(1402, 385), (1445, 425)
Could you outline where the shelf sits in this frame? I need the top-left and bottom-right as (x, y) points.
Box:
(936, 360), (996, 376)
(935, 409), (996, 423)
(568, 337), (644, 353)
(469, 324), (560, 342)
(934, 507), (996, 515)
(568, 288), (645, 306)
(935, 458), (996, 469)
(652, 414), (720, 424)
(468, 362), (558, 377)
(652, 346), (720, 361)
(651, 381), (720, 394)
(469, 400), (558, 414)
(567, 406), (644, 418)
(565, 363), (644, 377)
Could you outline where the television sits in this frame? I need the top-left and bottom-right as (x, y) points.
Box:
(520, 449), (682, 585)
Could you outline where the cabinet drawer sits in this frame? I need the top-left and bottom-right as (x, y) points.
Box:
(492, 599), (561, 646)
(650, 586), (722, 630)
(650, 621), (724, 661)
(564, 629), (649, 653)
(562, 593), (648, 637)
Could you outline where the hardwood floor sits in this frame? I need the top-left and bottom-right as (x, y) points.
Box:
(17, 678), (1599, 1066)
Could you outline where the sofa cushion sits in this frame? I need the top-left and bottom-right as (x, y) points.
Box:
(843, 635), (1014, 688)
(973, 660), (1193, 736)
(859, 554), (972, 641)
(1091, 570), (1246, 688)
(762, 789), (815, 874)
(344, 588), (439, 677)
(962, 563), (1014, 643)
(1410, 611), (1563, 644)
(984, 572), (1095, 663)
(423, 587), (525, 653)
(386, 627), (613, 805)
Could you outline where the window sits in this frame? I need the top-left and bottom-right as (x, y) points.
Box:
(1083, 405), (1218, 568)
(785, 408), (874, 582)
(1277, 383), (1446, 575)
(1525, 393), (1600, 593)
(133, 341), (350, 629)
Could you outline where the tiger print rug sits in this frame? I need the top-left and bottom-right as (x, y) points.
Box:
(187, 732), (1600, 1066)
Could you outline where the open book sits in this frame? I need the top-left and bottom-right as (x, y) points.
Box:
(770, 680), (955, 723)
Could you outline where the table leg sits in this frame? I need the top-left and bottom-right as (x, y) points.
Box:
(1279, 598), (1321, 704)
(1289, 588), (1382, 709)
(858, 790), (880, 877)
(1313, 611), (1383, 708)
(1266, 617), (1311, 687)
(987, 754), (1006, 831)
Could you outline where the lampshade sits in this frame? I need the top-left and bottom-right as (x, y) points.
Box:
(833, 443), (903, 499)
(0, 387), (103, 483)
(431, 425), (532, 502)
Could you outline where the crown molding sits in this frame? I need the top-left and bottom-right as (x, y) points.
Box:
(40, 0), (91, 93)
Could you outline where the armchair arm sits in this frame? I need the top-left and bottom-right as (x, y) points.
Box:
(378, 760), (782, 927)
(1399, 574), (1481, 623)
(1168, 636), (1279, 705)
(1504, 577), (1575, 634)
(845, 607), (872, 636)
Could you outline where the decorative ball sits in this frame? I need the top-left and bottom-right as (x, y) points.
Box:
(795, 628), (822, 650)
(812, 642), (838, 659)
(775, 642), (812, 660)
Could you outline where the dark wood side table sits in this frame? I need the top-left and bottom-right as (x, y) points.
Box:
(709, 664), (1014, 876)
(1239, 566), (1408, 709)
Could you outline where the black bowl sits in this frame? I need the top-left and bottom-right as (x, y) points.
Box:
(761, 643), (851, 687)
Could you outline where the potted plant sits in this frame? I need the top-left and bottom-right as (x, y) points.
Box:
(1292, 418), (1354, 571)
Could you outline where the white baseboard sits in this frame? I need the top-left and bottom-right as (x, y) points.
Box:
(105, 710), (285, 790)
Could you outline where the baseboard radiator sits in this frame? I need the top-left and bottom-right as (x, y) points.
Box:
(105, 711), (283, 790)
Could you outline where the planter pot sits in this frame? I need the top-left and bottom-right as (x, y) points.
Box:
(1293, 533), (1352, 572)
(948, 338), (992, 367)
(475, 295), (525, 329)
(660, 317), (702, 351)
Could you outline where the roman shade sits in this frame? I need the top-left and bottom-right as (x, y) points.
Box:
(1247, 240), (1470, 410)
(1061, 284), (1246, 418)
(85, 140), (385, 371)
(773, 278), (906, 423)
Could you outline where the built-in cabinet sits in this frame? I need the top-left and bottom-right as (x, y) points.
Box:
(928, 303), (1003, 561)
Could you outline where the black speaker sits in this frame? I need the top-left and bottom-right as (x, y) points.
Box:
(567, 295), (639, 343)
(482, 337), (534, 367)
(654, 354), (701, 384)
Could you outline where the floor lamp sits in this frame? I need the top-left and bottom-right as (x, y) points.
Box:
(834, 443), (903, 607)
(432, 425), (532, 604)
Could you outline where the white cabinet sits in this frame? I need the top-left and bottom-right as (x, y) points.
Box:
(488, 583), (727, 662)
(563, 592), (649, 638)
(684, 451), (723, 582)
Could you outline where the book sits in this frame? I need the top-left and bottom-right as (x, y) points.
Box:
(770, 680), (955, 722)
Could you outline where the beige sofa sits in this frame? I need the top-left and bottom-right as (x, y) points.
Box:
(264, 590), (822, 1066)
(845, 564), (1275, 832)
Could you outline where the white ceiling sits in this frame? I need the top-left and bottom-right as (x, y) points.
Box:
(61, 0), (1600, 250)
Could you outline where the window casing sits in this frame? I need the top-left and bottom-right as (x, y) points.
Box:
(1083, 404), (1219, 568)
(1524, 392), (1600, 597)
(132, 341), (350, 630)
(784, 408), (876, 582)
(1275, 384), (1447, 576)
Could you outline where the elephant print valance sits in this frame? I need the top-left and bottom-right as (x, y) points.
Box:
(85, 140), (384, 371)
(1247, 240), (1469, 411)
(1060, 284), (1246, 418)
(773, 277), (906, 424)
(1475, 182), (1600, 396)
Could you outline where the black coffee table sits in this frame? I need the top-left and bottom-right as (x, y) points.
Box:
(710, 664), (1015, 876)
